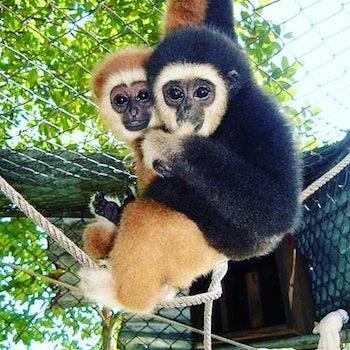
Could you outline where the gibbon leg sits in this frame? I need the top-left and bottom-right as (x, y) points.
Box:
(107, 198), (224, 312)
(83, 220), (117, 260)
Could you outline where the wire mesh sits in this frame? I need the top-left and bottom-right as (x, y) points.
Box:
(298, 159), (350, 320)
(0, 0), (349, 349)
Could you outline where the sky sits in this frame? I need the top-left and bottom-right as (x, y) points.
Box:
(262, 0), (350, 143)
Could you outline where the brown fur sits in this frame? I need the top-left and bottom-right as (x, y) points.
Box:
(82, 197), (224, 312)
(91, 47), (152, 99)
(162, 0), (207, 35)
(109, 198), (224, 312)
(83, 221), (116, 260)
(132, 139), (158, 194)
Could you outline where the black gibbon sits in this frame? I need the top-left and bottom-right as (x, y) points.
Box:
(80, 0), (227, 314)
(142, 5), (301, 261)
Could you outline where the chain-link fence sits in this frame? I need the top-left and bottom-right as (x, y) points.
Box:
(298, 137), (350, 320)
(0, 0), (349, 349)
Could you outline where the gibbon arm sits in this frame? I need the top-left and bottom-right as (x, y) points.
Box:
(204, 0), (237, 41)
(146, 95), (301, 238)
(162, 0), (207, 35)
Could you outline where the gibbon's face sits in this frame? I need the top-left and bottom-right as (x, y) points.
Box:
(154, 63), (232, 136)
(162, 79), (215, 132)
(110, 81), (153, 132)
(97, 68), (160, 144)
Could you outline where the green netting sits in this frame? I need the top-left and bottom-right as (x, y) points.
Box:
(298, 138), (350, 320)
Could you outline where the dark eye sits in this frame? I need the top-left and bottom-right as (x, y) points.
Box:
(137, 90), (150, 102)
(167, 87), (184, 100)
(194, 86), (210, 99)
(113, 94), (128, 106)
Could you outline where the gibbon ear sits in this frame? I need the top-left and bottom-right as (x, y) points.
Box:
(162, 0), (207, 36)
(91, 71), (104, 99)
(227, 70), (241, 93)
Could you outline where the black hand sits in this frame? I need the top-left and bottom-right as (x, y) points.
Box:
(103, 202), (121, 224)
(153, 160), (174, 178)
(92, 192), (121, 224)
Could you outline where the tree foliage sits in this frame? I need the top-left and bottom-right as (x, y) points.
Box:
(0, 0), (317, 153)
(0, 218), (104, 349)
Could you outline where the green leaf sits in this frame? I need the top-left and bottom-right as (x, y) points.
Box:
(281, 56), (289, 70)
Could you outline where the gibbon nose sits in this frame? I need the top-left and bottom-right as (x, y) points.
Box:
(178, 104), (193, 124)
(129, 106), (139, 119)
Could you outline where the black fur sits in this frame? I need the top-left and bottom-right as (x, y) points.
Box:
(145, 27), (301, 260)
(205, 0), (237, 42)
(147, 28), (250, 88)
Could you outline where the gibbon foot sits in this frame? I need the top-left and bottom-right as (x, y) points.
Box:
(79, 267), (120, 310)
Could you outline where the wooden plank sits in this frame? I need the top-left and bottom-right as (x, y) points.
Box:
(275, 242), (315, 334)
(218, 324), (293, 342)
(218, 283), (231, 333)
(245, 272), (264, 328)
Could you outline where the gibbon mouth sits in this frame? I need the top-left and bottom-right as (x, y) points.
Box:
(125, 119), (150, 131)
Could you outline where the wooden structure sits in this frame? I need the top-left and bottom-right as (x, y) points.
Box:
(191, 240), (315, 344)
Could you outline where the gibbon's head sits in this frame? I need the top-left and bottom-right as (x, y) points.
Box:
(92, 47), (161, 144)
(146, 27), (252, 136)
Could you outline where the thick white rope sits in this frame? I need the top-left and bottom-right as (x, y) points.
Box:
(0, 151), (349, 350)
(157, 260), (229, 350)
(157, 259), (228, 309)
(203, 263), (226, 350)
(300, 152), (350, 202)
